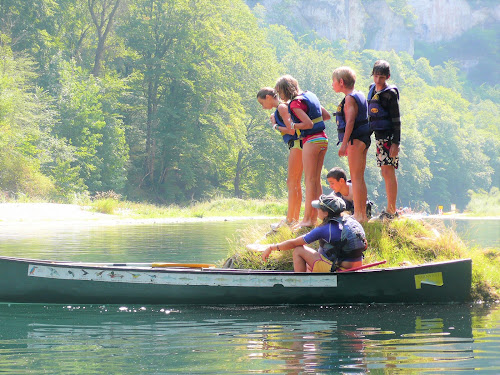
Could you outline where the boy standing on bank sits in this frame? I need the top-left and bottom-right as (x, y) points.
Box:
(332, 67), (371, 223)
(367, 60), (401, 220)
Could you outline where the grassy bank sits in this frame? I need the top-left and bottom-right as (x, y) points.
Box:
(90, 197), (288, 218)
(222, 218), (500, 303)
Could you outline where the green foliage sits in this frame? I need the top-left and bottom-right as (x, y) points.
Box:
(0, 43), (58, 199)
(194, 197), (288, 217)
(0, 0), (498, 212)
(88, 190), (123, 213)
(119, 0), (282, 202)
(0, 152), (55, 199)
(49, 159), (87, 201)
(466, 187), (500, 216)
(85, 196), (288, 219)
(414, 27), (499, 85)
(385, 0), (417, 28)
(55, 60), (129, 193)
(91, 197), (120, 214)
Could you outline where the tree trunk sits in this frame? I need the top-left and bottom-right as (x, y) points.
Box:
(88, 0), (122, 77)
(234, 149), (243, 198)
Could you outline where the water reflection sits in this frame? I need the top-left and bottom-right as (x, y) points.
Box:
(0, 220), (272, 264)
(429, 218), (499, 248)
(0, 218), (498, 373)
(1, 303), (499, 374)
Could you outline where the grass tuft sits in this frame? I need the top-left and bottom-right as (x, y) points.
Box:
(91, 198), (120, 214)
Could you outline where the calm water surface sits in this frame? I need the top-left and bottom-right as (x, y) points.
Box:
(0, 218), (498, 374)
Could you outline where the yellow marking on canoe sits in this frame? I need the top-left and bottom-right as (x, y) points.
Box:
(414, 272), (443, 289)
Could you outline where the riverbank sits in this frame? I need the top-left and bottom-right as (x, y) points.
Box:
(2, 202), (499, 225)
(0, 202), (278, 226)
(404, 212), (500, 221)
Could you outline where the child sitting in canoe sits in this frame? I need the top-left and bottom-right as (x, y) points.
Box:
(261, 195), (367, 272)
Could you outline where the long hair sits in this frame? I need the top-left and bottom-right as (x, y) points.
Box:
(275, 75), (300, 101)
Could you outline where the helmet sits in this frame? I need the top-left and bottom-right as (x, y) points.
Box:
(311, 194), (346, 216)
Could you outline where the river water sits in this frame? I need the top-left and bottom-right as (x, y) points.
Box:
(0, 218), (498, 374)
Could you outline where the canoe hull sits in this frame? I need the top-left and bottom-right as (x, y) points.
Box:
(0, 256), (472, 305)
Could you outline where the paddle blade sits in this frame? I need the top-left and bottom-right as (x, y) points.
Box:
(246, 243), (268, 252)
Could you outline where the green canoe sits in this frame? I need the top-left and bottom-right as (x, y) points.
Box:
(0, 256), (471, 305)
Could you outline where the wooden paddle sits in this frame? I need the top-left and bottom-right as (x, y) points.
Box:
(337, 260), (387, 272)
(151, 262), (215, 268)
(58, 261), (216, 269)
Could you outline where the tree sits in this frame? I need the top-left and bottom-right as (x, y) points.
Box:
(55, 60), (128, 193)
(0, 42), (58, 198)
(88, 0), (124, 77)
(120, 0), (282, 202)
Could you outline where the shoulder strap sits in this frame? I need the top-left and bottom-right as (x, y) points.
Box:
(382, 85), (399, 100)
(368, 84), (376, 100)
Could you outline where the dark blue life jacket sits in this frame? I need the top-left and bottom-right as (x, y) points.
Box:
(319, 216), (367, 270)
(336, 91), (370, 142)
(288, 91), (325, 137)
(274, 108), (298, 144)
(367, 83), (399, 132)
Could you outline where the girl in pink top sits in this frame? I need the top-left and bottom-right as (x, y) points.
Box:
(275, 75), (331, 229)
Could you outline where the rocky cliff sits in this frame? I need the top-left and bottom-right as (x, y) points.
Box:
(246, 0), (500, 55)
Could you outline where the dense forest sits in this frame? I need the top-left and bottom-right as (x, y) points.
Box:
(0, 0), (498, 212)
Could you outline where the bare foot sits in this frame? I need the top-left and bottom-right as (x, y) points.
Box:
(291, 222), (314, 234)
(353, 215), (367, 223)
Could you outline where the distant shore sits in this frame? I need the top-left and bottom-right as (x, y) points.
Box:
(0, 202), (275, 226)
(0, 203), (498, 228)
(404, 213), (500, 221)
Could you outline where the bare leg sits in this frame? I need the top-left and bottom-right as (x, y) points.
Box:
(292, 246), (322, 272)
(298, 141), (327, 227)
(312, 146), (327, 224)
(287, 148), (303, 223)
(381, 165), (397, 215)
(347, 140), (368, 222)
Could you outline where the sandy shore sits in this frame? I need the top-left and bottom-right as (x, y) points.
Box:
(0, 202), (275, 227)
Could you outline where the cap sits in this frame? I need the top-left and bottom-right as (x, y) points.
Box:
(311, 194), (346, 215)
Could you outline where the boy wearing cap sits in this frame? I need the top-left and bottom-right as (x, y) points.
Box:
(261, 195), (366, 272)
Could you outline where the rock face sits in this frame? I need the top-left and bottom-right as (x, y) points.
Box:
(410, 0), (498, 43)
(247, 0), (500, 54)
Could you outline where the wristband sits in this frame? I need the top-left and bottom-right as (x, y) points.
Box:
(290, 122), (295, 130)
(273, 124), (278, 130)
